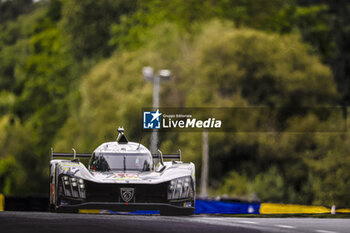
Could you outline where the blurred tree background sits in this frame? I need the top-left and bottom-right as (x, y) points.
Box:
(0, 0), (349, 207)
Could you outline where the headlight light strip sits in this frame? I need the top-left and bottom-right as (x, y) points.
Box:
(61, 175), (86, 199)
(168, 176), (192, 200)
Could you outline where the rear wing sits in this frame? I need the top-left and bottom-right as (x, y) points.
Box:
(152, 153), (181, 160)
(50, 148), (91, 161)
(51, 148), (181, 162)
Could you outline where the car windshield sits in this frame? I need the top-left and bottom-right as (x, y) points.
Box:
(90, 153), (152, 172)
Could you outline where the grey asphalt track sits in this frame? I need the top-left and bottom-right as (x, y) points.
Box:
(1, 212), (350, 233)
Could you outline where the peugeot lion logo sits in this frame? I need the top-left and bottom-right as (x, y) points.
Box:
(120, 188), (134, 202)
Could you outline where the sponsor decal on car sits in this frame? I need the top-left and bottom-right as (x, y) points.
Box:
(109, 173), (141, 180)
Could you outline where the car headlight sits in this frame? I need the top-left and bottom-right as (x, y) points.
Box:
(168, 176), (193, 200)
(60, 175), (86, 199)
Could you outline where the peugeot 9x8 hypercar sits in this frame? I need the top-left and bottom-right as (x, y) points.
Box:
(49, 128), (195, 215)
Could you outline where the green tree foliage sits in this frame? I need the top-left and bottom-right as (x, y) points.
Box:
(0, 6), (44, 93)
(110, 0), (294, 51)
(60, 0), (137, 60)
(110, 0), (348, 104)
(0, 115), (41, 195)
(253, 167), (285, 202)
(328, 1), (350, 104)
(303, 133), (350, 206)
(217, 171), (252, 198)
(0, 1), (75, 194)
(0, 0), (34, 23)
(296, 0), (350, 104)
(55, 51), (153, 151)
(188, 21), (338, 107)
